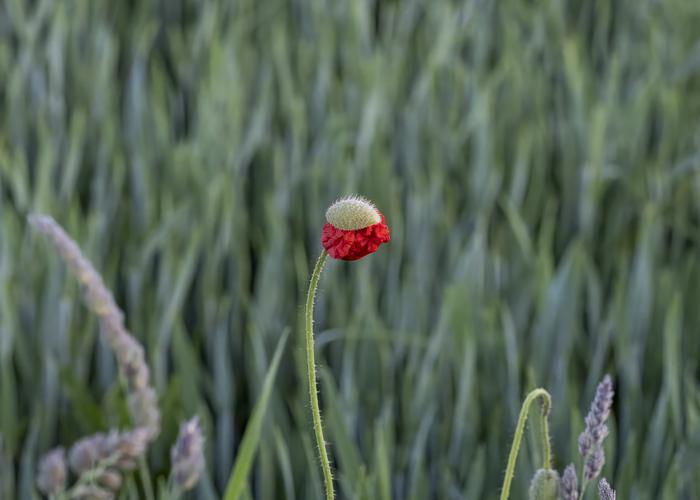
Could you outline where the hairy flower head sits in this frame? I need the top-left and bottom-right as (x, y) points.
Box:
(322, 196), (390, 260)
(325, 196), (381, 230)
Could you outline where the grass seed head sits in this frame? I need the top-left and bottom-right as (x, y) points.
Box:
(598, 478), (616, 500)
(560, 464), (578, 500)
(36, 448), (67, 496)
(578, 374), (614, 475)
(170, 417), (205, 492)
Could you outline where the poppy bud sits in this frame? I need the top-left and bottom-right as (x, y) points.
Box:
(322, 196), (390, 261)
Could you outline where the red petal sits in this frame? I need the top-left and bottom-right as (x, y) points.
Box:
(321, 213), (390, 261)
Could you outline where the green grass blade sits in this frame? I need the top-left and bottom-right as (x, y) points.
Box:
(222, 331), (288, 500)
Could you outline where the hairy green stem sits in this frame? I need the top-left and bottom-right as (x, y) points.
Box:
(500, 388), (553, 500)
(305, 250), (334, 500)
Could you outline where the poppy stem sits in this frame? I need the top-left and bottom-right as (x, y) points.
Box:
(500, 388), (552, 500)
(305, 250), (334, 500)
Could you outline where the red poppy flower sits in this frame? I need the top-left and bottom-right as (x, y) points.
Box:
(321, 196), (390, 261)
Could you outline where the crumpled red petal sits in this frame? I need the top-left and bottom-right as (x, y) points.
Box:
(322, 213), (390, 261)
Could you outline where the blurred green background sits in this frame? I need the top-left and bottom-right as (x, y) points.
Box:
(2, 0), (700, 498)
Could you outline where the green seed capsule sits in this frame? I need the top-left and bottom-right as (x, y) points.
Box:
(528, 469), (560, 500)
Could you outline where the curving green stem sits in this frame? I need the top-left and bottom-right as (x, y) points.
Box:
(499, 388), (553, 500)
(305, 250), (334, 500)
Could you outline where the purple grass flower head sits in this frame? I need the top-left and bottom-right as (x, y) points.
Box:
(561, 464), (578, 500)
(36, 448), (67, 496)
(170, 417), (205, 491)
(30, 215), (162, 500)
(113, 428), (150, 470)
(584, 447), (605, 482)
(598, 478), (616, 500)
(29, 215), (160, 439)
(68, 427), (150, 485)
(69, 435), (107, 474)
(578, 375), (614, 482)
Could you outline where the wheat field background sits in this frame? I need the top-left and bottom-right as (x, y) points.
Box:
(1, 0), (700, 499)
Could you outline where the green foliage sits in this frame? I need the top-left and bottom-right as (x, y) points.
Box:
(1, 0), (700, 499)
(223, 330), (288, 500)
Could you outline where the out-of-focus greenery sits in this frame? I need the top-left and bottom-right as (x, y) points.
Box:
(1, 0), (700, 498)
